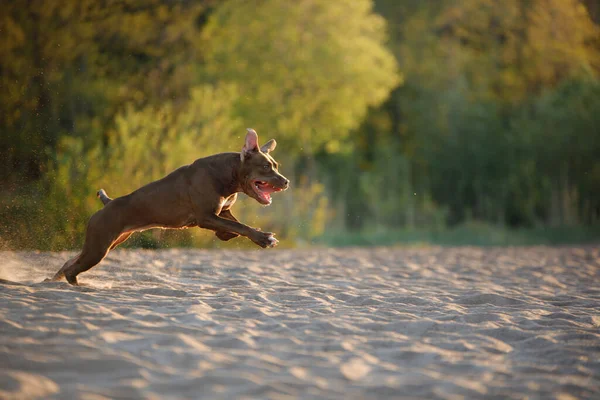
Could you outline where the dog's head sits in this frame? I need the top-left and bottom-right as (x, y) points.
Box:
(239, 128), (289, 205)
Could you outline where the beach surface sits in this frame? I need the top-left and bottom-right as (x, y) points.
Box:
(1, 246), (599, 399)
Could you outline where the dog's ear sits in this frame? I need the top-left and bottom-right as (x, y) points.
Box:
(260, 139), (277, 154)
(242, 128), (259, 161)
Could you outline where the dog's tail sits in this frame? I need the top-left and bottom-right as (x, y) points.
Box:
(97, 189), (112, 205)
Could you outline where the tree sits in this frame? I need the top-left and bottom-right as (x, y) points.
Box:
(0, 0), (208, 183)
(199, 0), (400, 155)
(354, 0), (600, 229)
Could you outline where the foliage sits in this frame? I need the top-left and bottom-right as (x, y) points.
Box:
(349, 0), (600, 231)
(199, 0), (400, 154)
(0, 0), (208, 181)
(510, 77), (600, 225)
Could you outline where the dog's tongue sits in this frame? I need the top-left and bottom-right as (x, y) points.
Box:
(255, 182), (282, 204)
(254, 181), (283, 204)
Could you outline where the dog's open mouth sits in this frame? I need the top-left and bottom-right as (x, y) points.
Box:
(252, 180), (283, 205)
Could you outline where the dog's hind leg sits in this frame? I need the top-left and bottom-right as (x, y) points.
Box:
(49, 255), (80, 282)
(50, 211), (121, 285)
(109, 232), (133, 250)
(61, 229), (117, 285)
(62, 245), (111, 285)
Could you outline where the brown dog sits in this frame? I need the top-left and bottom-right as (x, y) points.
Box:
(49, 129), (289, 285)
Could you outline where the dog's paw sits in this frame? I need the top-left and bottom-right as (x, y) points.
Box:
(252, 231), (278, 248)
(266, 234), (278, 248)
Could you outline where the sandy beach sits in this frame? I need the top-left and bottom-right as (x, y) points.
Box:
(1, 246), (599, 399)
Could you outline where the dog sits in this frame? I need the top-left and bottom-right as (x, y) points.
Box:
(49, 128), (289, 285)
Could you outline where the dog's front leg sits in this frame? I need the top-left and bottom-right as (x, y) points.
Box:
(199, 214), (277, 248)
(215, 209), (240, 241)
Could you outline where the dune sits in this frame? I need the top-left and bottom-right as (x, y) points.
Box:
(1, 246), (599, 399)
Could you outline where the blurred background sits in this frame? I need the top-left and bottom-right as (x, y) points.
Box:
(1, 0), (599, 250)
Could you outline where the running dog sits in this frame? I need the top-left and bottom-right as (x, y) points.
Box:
(49, 129), (289, 285)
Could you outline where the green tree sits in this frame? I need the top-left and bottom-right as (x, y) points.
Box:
(344, 0), (600, 230)
(0, 0), (208, 182)
(511, 78), (600, 226)
(199, 0), (400, 155)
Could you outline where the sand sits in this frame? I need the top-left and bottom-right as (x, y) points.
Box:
(1, 246), (599, 399)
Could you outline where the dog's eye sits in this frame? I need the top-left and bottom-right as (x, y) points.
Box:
(263, 164), (270, 170)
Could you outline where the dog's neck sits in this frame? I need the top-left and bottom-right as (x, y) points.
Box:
(218, 153), (244, 197)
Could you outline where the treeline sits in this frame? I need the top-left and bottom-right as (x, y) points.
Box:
(331, 0), (600, 233)
(1, 0), (599, 250)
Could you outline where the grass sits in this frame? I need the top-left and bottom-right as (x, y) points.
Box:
(314, 222), (600, 247)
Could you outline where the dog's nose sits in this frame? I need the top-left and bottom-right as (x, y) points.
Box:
(282, 178), (290, 189)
